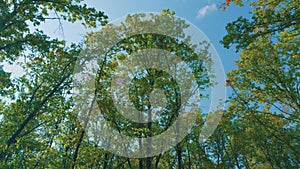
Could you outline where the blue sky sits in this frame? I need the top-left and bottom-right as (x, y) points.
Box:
(4, 0), (253, 76)
(73, 0), (252, 72)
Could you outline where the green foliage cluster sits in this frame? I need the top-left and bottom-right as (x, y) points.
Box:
(221, 0), (299, 168)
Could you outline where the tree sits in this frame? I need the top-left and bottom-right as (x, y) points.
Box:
(73, 11), (216, 168)
(0, 0), (107, 167)
(221, 0), (299, 168)
(0, 0), (107, 61)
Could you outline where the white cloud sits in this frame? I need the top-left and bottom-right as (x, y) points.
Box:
(197, 4), (217, 19)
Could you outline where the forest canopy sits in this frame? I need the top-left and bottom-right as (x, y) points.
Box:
(0, 0), (299, 168)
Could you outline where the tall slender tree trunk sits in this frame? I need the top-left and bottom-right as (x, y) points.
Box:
(146, 109), (152, 169)
(176, 144), (183, 169)
(139, 159), (144, 169)
(155, 154), (162, 169)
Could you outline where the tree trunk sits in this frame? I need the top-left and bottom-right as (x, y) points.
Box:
(176, 144), (183, 169)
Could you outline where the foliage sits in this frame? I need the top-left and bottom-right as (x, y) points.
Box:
(0, 4), (216, 167)
(1, 0), (299, 168)
(221, 0), (300, 168)
(73, 11), (214, 169)
(0, 0), (107, 168)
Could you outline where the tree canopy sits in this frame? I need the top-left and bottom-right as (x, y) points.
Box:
(0, 0), (299, 168)
(221, 0), (299, 168)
